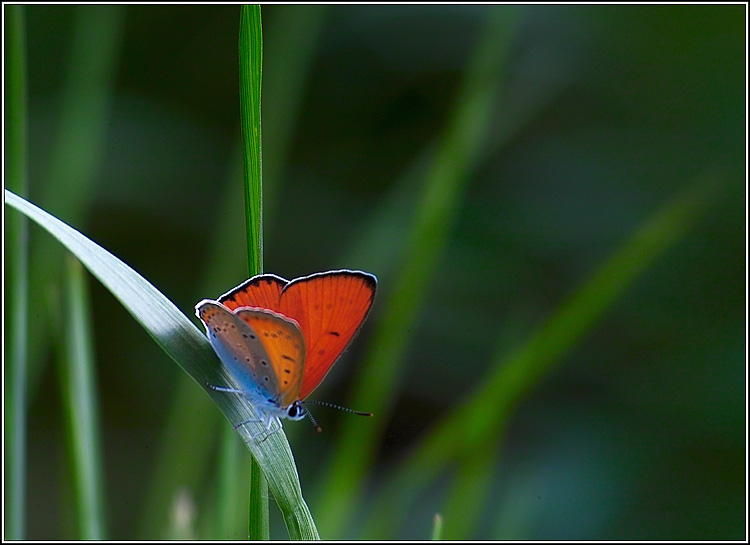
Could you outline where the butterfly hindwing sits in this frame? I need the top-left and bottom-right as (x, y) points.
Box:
(195, 300), (279, 401)
(234, 308), (306, 407)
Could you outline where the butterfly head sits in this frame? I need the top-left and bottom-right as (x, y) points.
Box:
(285, 400), (306, 421)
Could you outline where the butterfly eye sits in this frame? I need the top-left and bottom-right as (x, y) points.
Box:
(286, 401), (305, 421)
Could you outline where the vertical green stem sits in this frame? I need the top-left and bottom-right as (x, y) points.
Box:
(239, 3), (264, 276)
(216, 425), (246, 538)
(4, 5), (29, 539)
(60, 257), (107, 538)
(247, 457), (270, 540)
(239, 4), (268, 539)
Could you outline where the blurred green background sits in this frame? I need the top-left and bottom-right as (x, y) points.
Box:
(6, 4), (746, 540)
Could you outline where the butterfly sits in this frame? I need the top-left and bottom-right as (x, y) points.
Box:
(195, 269), (377, 437)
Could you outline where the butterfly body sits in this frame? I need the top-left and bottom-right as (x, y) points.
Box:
(195, 270), (376, 436)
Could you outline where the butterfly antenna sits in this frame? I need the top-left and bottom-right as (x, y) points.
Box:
(303, 400), (373, 417)
(303, 406), (323, 433)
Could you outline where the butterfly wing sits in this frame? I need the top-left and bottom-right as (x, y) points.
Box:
(219, 273), (288, 313)
(234, 308), (306, 407)
(195, 300), (280, 400)
(278, 270), (377, 399)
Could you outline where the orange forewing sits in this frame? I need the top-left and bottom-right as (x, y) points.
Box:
(278, 272), (376, 398)
(219, 270), (376, 399)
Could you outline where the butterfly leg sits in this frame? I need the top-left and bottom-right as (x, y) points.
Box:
(206, 384), (262, 428)
(232, 417), (262, 430)
(234, 416), (274, 440)
(206, 383), (244, 394)
(205, 384), (283, 440)
(232, 405), (273, 432)
(231, 410), (280, 440)
(250, 414), (283, 442)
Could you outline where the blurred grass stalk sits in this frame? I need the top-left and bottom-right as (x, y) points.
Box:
(5, 5), (121, 539)
(8, 9), (122, 534)
(314, 8), (520, 538)
(5, 4), (29, 540)
(54, 257), (108, 539)
(26, 4), (124, 399)
(213, 425), (247, 538)
(431, 514), (444, 540)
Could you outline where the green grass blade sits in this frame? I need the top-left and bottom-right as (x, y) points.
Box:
(239, 4), (263, 276)
(55, 256), (108, 539)
(4, 188), (317, 540)
(247, 453), (270, 540)
(4, 5), (29, 540)
(239, 5), (273, 540)
(187, 8), (327, 536)
(314, 10), (519, 538)
(361, 171), (725, 539)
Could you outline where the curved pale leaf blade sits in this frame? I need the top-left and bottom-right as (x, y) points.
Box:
(4, 189), (318, 540)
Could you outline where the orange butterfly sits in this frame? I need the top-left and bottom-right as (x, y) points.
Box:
(195, 270), (376, 436)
